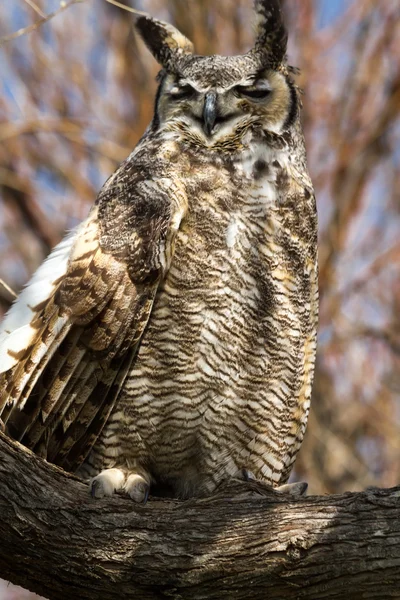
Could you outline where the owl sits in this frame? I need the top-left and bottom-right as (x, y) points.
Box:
(0, 0), (318, 503)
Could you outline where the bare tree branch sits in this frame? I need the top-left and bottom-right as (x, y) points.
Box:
(23, 0), (46, 19)
(0, 432), (400, 600)
(0, 0), (84, 47)
(104, 0), (140, 14)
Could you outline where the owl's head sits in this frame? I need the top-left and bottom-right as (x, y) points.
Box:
(133, 0), (298, 146)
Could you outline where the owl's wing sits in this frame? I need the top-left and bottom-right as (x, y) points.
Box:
(0, 174), (186, 471)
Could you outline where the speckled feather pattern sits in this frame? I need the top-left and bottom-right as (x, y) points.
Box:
(79, 120), (318, 496)
(0, 0), (318, 499)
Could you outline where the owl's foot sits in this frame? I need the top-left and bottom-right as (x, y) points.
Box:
(90, 467), (151, 503)
(125, 473), (150, 503)
(238, 469), (308, 497)
(90, 468), (126, 498)
(275, 481), (308, 496)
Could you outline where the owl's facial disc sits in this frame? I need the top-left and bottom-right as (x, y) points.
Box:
(162, 80), (243, 137)
(156, 66), (297, 140)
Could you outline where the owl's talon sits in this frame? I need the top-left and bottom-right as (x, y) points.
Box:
(90, 480), (99, 498)
(240, 468), (256, 482)
(142, 484), (150, 504)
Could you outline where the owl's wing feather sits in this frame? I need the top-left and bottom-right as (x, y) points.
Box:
(0, 175), (186, 470)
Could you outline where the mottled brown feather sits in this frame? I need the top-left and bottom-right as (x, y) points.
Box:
(1, 171), (187, 469)
(0, 2), (318, 499)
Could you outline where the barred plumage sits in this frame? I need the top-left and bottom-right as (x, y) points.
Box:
(0, 0), (318, 501)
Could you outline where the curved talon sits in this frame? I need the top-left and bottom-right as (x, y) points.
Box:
(90, 480), (100, 498)
(142, 484), (150, 504)
(240, 468), (256, 482)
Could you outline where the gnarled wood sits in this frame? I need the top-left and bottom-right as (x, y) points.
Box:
(0, 431), (399, 600)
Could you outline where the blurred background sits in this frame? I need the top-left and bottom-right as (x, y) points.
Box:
(0, 0), (399, 597)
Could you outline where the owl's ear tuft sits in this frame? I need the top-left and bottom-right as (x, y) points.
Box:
(134, 13), (194, 70)
(252, 0), (288, 66)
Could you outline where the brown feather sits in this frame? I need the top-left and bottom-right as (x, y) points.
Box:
(1, 173), (186, 470)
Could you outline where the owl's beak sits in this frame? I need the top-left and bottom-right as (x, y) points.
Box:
(203, 92), (217, 136)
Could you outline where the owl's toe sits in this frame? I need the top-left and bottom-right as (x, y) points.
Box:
(90, 468), (126, 498)
(275, 481), (308, 496)
(235, 470), (308, 497)
(125, 473), (150, 503)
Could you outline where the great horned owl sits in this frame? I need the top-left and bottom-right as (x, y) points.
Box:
(0, 0), (318, 502)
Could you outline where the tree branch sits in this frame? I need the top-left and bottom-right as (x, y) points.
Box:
(0, 432), (399, 599)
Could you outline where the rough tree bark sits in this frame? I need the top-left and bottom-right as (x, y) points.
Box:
(0, 432), (399, 600)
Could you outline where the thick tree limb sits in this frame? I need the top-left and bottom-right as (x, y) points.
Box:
(0, 432), (399, 600)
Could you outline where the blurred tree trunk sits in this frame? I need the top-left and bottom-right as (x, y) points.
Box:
(0, 433), (399, 600)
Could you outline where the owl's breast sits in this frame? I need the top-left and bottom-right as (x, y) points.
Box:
(116, 140), (318, 489)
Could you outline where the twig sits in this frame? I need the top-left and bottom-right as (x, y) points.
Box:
(104, 0), (144, 15)
(23, 0), (46, 19)
(0, 279), (17, 300)
(0, 0), (84, 47)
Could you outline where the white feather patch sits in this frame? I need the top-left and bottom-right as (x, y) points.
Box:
(226, 216), (240, 248)
(0, 228), (78, 373)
